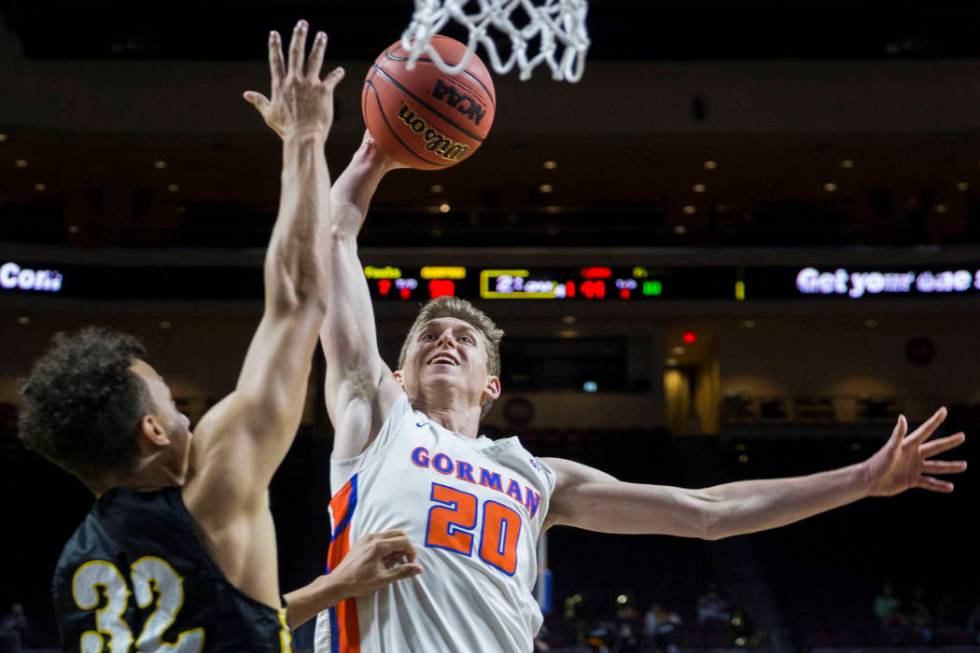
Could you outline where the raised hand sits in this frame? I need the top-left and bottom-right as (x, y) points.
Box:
(244, 20), (345, 140)
(865, 407), (967, 496)
(356, 129), (410, 173)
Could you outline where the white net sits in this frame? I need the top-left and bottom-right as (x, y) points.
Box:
(400, 0), (590, 82)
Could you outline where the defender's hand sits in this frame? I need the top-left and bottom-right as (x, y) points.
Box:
(330, 530), (423, 599)
(864, 407), (967, 496)
(244, 20), (345, 140)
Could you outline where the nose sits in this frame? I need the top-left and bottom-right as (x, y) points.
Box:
(436, 328), (456, 347)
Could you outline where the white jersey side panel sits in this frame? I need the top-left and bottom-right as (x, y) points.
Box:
(314, 394), (555, 653)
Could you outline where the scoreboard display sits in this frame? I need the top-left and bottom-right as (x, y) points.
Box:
(2, 259), (978, 302)
(364, 265), (735, 302)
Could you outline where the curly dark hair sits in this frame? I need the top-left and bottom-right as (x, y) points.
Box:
(19, 327), (152, 483)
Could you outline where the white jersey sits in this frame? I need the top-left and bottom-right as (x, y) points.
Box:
(314, 393), (555, 653)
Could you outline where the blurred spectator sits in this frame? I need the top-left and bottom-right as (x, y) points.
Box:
(908, 586), (933, 643)
(967, 598), (980, 645)
(697, 583), (732, 625)
(614, 603), (642, 653)
(643, 604), (681, 653)
(0, 603), (27, 652)
(873, 582), (905, 629)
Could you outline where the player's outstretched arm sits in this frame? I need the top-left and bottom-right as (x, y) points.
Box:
(544, 407), (966, 540)
(321, 131), (406, 460)
(283, 530), (422, 628)
(186, 21), (343, 517)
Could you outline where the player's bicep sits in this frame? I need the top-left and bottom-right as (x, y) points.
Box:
(326, 362), (402, 460)
(184, 395), (271, 518)
(193, 309), (320, 495)
(544, 457), (713, 538)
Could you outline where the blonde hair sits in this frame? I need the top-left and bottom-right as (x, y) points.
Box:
(399, 296), (503, 373)
(398, 297), (504, 416)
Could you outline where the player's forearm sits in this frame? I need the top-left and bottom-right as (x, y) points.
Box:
(319, 153), (385, 369)
(283, 575), (349, 629)
(266, 133), (331, 311)
(703, 461), (871, 540)
(330, 142), (391, 239)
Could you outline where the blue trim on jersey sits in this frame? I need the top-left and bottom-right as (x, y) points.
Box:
(328, 604), (340, 653)
(330, 474), (359, 542)
(325, 474), (358, 653)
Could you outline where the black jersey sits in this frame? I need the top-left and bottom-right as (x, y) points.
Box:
(52, 486), (292, 652)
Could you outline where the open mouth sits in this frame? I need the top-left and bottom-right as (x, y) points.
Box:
(427, 353), (460, 366)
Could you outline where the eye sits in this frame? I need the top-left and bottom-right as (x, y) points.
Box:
(423, 333), (437, 341)
(460, 335), (473, 344)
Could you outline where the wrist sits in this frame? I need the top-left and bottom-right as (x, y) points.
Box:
(324, 568), (354, 605)
(856, 459), (875, 498)
(355, 140), (398, 175)
(283, 130), (328, 147)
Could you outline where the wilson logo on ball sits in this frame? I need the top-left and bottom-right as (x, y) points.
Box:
(431, 79), (487, 126)
(397, 104), (470, 161)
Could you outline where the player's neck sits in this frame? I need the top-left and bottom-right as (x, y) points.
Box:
(116, 452), (186, 493)
(414, 396), (481, 438)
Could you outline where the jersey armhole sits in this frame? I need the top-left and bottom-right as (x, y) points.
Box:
(329, 392), (411, 487)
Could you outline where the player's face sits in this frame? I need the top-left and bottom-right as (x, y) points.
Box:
(131, 359), (193, 480)
(401, 317), (497, 405)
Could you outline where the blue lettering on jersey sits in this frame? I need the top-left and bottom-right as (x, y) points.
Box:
(479, 468), (503, 492)
(506, 480), (524, 504)
(408, 447), (543, 518)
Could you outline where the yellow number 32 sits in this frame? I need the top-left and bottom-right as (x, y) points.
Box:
(71, 557), (205, 652)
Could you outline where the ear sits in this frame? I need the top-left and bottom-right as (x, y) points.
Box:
(483, 376), (501, 402)
(138, 415), (172, 448)
(392, 370), (405, 388)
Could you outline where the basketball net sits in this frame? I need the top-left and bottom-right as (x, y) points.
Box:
(400, 0), (590, 82)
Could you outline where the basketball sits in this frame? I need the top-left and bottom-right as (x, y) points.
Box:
(362, 36), (496, 170)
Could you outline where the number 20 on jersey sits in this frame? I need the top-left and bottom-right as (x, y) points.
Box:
(425, 482), (522, 575)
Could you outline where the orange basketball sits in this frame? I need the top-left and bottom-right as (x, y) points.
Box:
(362, 36), (496, 171)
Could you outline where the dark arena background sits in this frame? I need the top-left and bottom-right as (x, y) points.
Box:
(1, 1), (979, 651)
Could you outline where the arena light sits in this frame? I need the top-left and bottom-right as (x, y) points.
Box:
(742, 320), (756, 328)
(840, 159), (855, 169)
(683, 331), (697, 344)
(543, 160), (558, 170)
(538, 183), (554, 193)
(430, 184), (444, 193)
(823, 182), (838, 192)
(15, 159), (27, 168)
(154, 160), (168, 169)
(438, 203), (451, 213)
(34, 183), (46, 192)
(671, 346), (685, 355)
(0, 133), (7, 142)
(703, 160), (718, 170)
(693, 183), (706, 193)
(735, 281), (746, 301)
(935, 204), (948, 214)
(673, 225), (687, 235)
(17, 316), (30, 325)
(683, 205), (696, 215)
(865, 319), (878, 328)
(167, 184), (180, 193)
(956, 182), (970, 191)
(582, 380), (598, 393)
